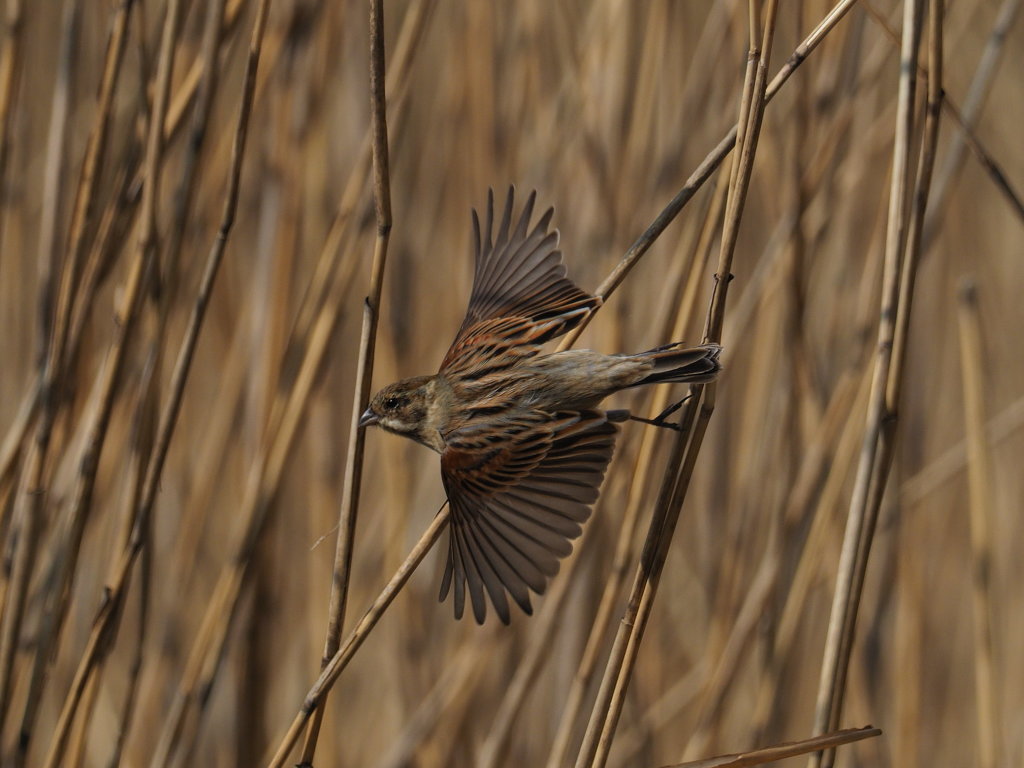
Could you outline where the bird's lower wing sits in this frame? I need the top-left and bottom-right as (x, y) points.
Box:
(440, 411), (617, 624)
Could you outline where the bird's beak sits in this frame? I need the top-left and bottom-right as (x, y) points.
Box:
(358, 408), (379, 428)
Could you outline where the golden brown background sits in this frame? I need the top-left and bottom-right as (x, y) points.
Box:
(0, 0), (1021, 766)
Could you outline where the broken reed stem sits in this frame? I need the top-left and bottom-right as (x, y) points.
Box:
(575, 4), (780, 767)
(558, 0), (859, 351)
(266, 507), (451, 768)
(660, 726), (881, 768)
(955, 279), (1001, 768)
(808, 0), (941, 764)
(38, 0), (270, 764)
(299, 0), (393, 762)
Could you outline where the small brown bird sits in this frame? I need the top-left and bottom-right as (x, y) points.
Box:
(361, 188), (721, 624)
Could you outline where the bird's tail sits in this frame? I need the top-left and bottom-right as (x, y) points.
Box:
(629, 342), (722, 387)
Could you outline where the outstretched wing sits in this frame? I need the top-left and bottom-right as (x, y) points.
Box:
(440, 187), (600, 379)
(439, 411), (617, 624)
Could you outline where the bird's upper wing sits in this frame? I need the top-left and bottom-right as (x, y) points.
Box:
(439, 410), (617, 624)
(439, 187), (600, 379)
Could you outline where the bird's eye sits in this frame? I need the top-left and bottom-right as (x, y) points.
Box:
(384, 396), (402, 410)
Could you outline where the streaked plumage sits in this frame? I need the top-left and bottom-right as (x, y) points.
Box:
(361, 188), (721, 623)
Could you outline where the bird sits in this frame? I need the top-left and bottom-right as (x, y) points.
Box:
(360, 187), (721, 624)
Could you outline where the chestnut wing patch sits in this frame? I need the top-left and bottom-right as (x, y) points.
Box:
(440, 187), (600, 379)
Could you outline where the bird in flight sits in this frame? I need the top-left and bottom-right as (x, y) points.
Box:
(360, 187), (721, 624)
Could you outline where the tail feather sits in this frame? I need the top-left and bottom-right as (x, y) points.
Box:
(630, 343), (722, 387)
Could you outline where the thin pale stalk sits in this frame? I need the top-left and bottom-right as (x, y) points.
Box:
(574, 4), (781, 765)
(547, 174), (728, 768)
(41, 0), (270, 762)
(807, 0), (931, 764)
(0, 0), (23, 253)
(862, 0), (1024, 227)
(660, 726), (881, 768)
(558, 0), (859, 350)
(299, 2), (440, 763)
(477, 521), (596, 768)
(145, 2), (435, 757)
(925, 0), (1021, 239)
(266, 507), (451, 768)
(956, 279), (1001, 768)
(900, 393), (1024, 505)
(0, 0), (90, 739)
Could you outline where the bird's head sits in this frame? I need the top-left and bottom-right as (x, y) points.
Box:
(360, 376), (437, 443)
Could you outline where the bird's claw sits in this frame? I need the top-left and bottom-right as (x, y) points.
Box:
(628, 394), (693, 432)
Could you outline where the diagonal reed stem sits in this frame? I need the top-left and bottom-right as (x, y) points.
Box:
(574, 2), (780, 766)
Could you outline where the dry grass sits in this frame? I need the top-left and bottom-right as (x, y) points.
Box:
(1, 1), (1022, 767)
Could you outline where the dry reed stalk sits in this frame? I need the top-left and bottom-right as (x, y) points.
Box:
(0, 0), (23, 251)
(0, 0), (177, 749)
(7, 0), (187, 752)
(375, 636), (496, 768)
(660, 726), (880, 768)
(146, 4), (435, 759)
(0, 0), (221, 507)
(808, 0), (943, 764)
(955, 279), (1001, 768)
(925, 0), (1021, 236)
(37, 0), (268, 763)
(900, 394), (1024, 505)
(546, 170), (730, 768)
(265, 507), (451, 768)
(0, 0), (76, 725)
(862, 0), (1024, 223)
(574, 4), (781, 766)
(298, 0), (394, 761)
(560, 0), (860, 352)
(477, 517), (596, 768)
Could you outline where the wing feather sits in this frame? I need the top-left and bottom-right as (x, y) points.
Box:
(440, 411), (616, 623)
(440, 187), (601, 377)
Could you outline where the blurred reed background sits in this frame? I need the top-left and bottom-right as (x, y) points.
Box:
(0, 0), (1022, 766)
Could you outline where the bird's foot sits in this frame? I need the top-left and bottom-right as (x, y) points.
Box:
(623, 395), (693, 432)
